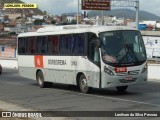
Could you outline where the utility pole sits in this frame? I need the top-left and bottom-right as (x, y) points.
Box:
(77, 0), (79, 25)
(101, 10), (104, 25)
(135, 0), (139, 30)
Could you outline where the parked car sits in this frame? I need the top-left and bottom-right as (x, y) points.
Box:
(0, 64), (2, 74)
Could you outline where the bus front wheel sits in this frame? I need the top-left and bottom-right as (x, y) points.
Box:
(79, 74), (90, 94)
(116, 86), (128, 93)
(36, 71), (45, 88)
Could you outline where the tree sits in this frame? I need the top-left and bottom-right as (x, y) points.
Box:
(9, 32), (16, 35)
(44, 11), (47, 15)
(16, 16), (21, 19)
(71, 19), (77, 24)
(34, 19), (44, 25)
(51, 20), (56, 24)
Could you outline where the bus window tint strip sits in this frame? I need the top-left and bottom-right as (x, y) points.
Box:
(18, 33), (86, 56)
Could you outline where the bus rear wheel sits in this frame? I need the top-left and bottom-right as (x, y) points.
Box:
(116, 86), (128, 93)
(79, 74), (90, 94)
(36, 71), (46, 88)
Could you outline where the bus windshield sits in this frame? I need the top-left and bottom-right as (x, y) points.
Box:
(99, 30), (147, 67)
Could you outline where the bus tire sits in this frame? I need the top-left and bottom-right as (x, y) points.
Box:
(116, 86), (128, 93)
(36, 71), (46, 88)
(79, 74), (90, 94)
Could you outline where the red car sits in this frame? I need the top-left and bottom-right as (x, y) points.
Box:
(0, 64), (2, 74)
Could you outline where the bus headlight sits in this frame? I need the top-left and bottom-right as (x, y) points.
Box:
(104, 66), (115, 76)
(141, 63), (147, 73)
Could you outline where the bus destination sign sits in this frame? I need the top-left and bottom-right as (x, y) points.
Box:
(82, 0), (111, 10)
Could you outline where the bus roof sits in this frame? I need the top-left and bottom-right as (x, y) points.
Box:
(18, 25), (137, 37)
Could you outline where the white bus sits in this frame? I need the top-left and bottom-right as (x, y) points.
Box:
(17, 25), (147, 93)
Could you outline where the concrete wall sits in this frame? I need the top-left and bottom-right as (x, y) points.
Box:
(0, 58), (18, 69)
(143, 36), (160, 58)
(148, 64), (160, 81)
(0, 45), (16, 58)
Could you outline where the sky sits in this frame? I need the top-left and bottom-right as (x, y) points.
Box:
(21, 0), (160, 16)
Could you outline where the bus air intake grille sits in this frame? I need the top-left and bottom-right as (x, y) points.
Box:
(116, 72), (127, 76)
(128, 70), (140, 75)
(119, 78), (137, 83)
(116, 70), (140, 76)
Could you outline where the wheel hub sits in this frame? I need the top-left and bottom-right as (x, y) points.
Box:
(38, 77), (43, 85)
(81, 78), (88, 90)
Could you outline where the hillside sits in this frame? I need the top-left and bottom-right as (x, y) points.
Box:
(0, 0), (44, 15)
(88, 9), (160, 21)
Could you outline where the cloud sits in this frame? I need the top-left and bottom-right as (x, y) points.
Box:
(22, 0), (79, 15)
(140, 0), (160, 16)
(22, 0), (160, 16)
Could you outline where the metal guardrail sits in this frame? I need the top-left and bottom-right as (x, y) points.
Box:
(147, 58), (160, 64)
(0, 57), (17, 60)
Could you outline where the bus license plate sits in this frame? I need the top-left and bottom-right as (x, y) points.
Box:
(124, 76), (133, 80)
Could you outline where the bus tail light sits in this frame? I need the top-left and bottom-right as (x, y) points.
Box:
(104, 66), (115, 76)
(141, 63), (147, 73)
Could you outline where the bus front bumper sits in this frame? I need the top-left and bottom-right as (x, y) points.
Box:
(101, 72), (147, 88)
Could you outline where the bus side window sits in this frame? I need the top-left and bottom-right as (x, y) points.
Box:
(90, 42), (100, 64)
(71, 35), (76, 54)
(18, 38), (26, 54)
(72, 33), (85, 55)
(41, 37), (48, 54)
(36, 37), (42, 54)
(36, 36), (48, 54)
(59, 34), (72, 55)
(78, 34), (85, 54)
(48, 36), (58, 54)
(72, 34), (78, 54)
(65, 35), (72, 54)
(87, 33), (100, 65)
(53, 36), (59, 54)
(28, 37), (36, 54)
(59, 35), (66, 54)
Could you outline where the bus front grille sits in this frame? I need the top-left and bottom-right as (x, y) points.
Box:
(119, 78), (137, 83)
(116, 70), (140, 76)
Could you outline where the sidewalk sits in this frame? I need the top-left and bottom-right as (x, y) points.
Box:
(148, 64), (160, 82)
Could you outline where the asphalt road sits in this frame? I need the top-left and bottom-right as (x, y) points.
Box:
(0, 68), (160, 119)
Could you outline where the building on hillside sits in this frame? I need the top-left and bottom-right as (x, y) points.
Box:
(104, 16), (113, 25)
(32, 15), (44, 20)
(0, 15), (4, 23)
(0, 24), (4, 32)
(74, 14), (82, 23)
(6, 13), (21, 20)
(4, 20), (16, 32)
(3, 19), (29, 34)
(66, 16), (75, 22)
(124, 19), (134, 26)
(0, 34), (17, 58)
(55, 16), (61, 24)
(127, 22), (136, 28)
(0, 45), (16, 58)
